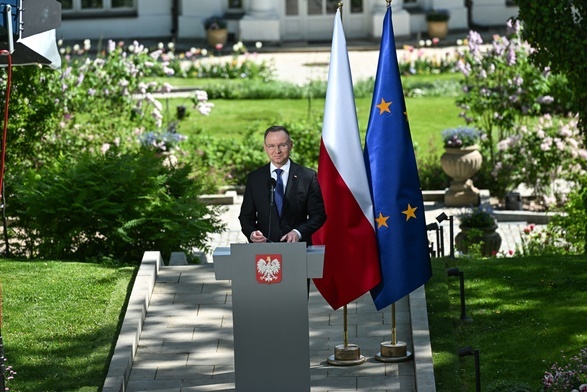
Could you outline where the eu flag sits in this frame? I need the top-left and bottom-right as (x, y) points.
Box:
(364, 6), (432, 311)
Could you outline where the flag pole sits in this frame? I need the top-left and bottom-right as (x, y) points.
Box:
(327, 304), (367, 366)
(323, 4), (365, 366)
(376, 302), (413, 362)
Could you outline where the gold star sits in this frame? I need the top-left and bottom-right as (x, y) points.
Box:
(404, 110), (409, 121)
(375, 212), (389, 228)
(376, 98), (392, 115)
(402, 204), (418, 221)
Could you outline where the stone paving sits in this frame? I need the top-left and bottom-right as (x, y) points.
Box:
(102, 189), (548, 392)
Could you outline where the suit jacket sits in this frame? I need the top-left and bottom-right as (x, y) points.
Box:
(239, 161), (326, 244)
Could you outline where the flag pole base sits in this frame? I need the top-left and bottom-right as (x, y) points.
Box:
(375, 341), (413, 363)
(327, 344), (366, 366)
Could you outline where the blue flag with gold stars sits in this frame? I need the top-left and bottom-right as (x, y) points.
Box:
(364, 6), (432, 311)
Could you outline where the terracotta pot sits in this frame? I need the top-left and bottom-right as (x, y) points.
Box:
(427, 21), (448, 39)
(455, 223), (502, 257)
(206, 28), (228, 47)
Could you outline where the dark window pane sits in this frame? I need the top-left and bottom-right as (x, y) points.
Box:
(326, 0), (338, 14)
(350, 0), (363, 13)
(285, 0), (298, 15)
(81, 0), (103, 9)
(58, 0), (73, 9)
(308, 0), (321, 15)
(112, 0), (133, 7)
(228, 0), (242, 8)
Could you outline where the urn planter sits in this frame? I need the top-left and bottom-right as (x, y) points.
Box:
(455, 223), (502, 257)
(206, 28), (228, 47)
(427, 21), (448, 39)
(441, 145), (482, 207)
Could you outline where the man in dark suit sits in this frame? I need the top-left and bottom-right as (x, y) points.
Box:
(239, 125), (326, 244)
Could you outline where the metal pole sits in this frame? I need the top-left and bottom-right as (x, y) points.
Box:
(474, 349), (481, 392)
(459, 271), (470, 321)
(439, 226), (445, 257)
(449, 216), (455, 258)
(343, 304), (348, 347)
(391, 303), (396, 345)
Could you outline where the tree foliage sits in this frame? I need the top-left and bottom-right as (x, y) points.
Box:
(515, 0), (587, 137)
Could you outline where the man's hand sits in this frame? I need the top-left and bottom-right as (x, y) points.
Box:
(280, 231), (300, 243)
(251, 230), (267, 243)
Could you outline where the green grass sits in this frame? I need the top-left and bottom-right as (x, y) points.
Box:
(427, 255), (587, 391)
(0, 260), (137, 392)
(1, 255), (585, 391)
(162, 95), (463, 154)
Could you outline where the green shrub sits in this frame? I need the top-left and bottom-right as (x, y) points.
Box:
(416, 139), (450, 190)
(7, 150), (223, 263)
(191, 118), (322, 188)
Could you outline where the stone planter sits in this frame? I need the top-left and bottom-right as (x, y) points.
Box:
(455, 223), (502, 257)
(427, 21), (448, 39)
(206, 28), (228, 47)
(441, 145), (482, 207)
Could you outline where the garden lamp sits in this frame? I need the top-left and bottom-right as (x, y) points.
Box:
(458, 345), (481, 392)
(446, 267), (473, 322)
(426, 222), (439, 258)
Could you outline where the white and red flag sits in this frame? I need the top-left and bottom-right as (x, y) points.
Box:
(312, 9), (382, 310)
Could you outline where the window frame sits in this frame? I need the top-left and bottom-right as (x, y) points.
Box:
(59, 0), (137, 18)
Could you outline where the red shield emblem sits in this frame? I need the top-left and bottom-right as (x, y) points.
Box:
(255, 254), (282, 284)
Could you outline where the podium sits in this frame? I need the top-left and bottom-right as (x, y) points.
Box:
(213, 242), (325, 392)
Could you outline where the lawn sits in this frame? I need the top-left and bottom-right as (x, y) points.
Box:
(0, 261), (136, 392)
(1, 254), (585, 391)
(160, 95), (464, 154)
(426, 254), (587, 391)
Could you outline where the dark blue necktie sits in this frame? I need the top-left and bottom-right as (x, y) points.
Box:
(274, 168), (284, 215)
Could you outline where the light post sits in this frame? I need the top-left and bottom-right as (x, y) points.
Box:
(447, 267), (472, 322)
(458, 345), (481, 392)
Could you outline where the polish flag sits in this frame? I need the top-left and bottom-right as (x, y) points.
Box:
(312, 9), (382, 310)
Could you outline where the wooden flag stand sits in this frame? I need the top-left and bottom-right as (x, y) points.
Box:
(327, 305), (366, 366)
(376, 303), (413, 362)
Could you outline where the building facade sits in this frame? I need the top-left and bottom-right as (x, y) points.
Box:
(56, 0), (518, 44)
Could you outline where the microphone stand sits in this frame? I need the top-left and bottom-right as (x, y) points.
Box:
(267, 179), (276, 242)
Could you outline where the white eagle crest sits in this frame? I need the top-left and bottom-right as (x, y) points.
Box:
(257, 256), (281, 283)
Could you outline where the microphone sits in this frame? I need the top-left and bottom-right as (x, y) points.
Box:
(267, 178), (277, 242)
(268, 178), (276, 207)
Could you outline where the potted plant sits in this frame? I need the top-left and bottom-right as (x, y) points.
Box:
(440, 127), (483, 207)
(203, 16), (228, 47)
(442, 126), (479, 149)
(426, 9), (450, 39)
(455, 205), (502, 257)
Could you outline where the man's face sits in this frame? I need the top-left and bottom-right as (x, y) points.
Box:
(264, 130), (292, 167)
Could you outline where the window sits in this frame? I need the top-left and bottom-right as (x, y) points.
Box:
(285, 0), (298, 16)
(58, 0), (135, 13)
(228, 0), (243, 9)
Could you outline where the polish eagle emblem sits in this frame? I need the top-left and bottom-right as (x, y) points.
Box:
(256, 254), (282, 284)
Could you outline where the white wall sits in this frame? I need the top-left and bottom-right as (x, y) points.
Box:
(56, 0), (173, 42)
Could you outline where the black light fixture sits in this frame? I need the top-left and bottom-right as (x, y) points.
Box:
(446, 267), (472, 322)
(458, 345), (481, 392)
(435, 212), (455, 258)
(0, 0), (62, 68)
(435, 212), (448, 257)
(426, 222), (439, 258)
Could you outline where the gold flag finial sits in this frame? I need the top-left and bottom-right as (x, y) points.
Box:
(387, 0), (392, 8)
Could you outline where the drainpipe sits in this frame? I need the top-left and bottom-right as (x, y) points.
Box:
(171, 0), (179, 43)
